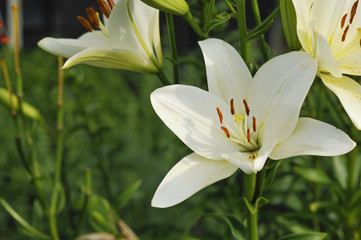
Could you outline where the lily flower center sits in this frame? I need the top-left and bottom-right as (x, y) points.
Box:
(76, 0), (115, 40)
(216, 99), (259, 152)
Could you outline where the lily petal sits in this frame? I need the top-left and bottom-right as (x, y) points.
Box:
(247, 52), (317, 144)
(321, 73), (361, 129)
(37, 32), (107, 58)
(151, 153), (238, 208)
(198, 38), (252, 106)
(150, 85), (241, 160)
(337, 48), (361, 75)
(270, 117), (356, 159)
(62, 46), (158, 73)
(315, 32), (342, 78)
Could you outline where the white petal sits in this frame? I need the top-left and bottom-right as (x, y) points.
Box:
(315, 32), (342, 78)
(270, 118), (356, 159)
(37, 32), (107, 58)
(222, 143), (274, 174)
(62, 46), (157, 73)
(292, 0), (314, 54)
(151, 85), (241, 160)
(198, 39), (252, 106)
(247, 52), (317, 144)
(321, 73), (361, 129)
(337, 48), (361, 75)
(151, 153), (238, 208)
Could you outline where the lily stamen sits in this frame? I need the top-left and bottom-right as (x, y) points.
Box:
(230, 99), (235, 115)
(350, 0), (359, 24)
(341, 14), (347, 28)
(86, 7), (99, 28)
(77, 16), (93, 32)
(243, 99), (250, 116)
(221, 126), (230, 138)
(107, 0), (115, 9)
(216, 107), (223, 124)
(342, 25), (350, 42)
(247, 129), (251, 143)
(97, 0), (112, 18)
(252, 116), (257, 132)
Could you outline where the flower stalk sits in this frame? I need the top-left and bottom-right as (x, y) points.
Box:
(250, 0), (269, 61)
(236, 0), (250, 66)
(166, 13), (179, 84)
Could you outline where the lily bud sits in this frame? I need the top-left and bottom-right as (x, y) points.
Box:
(280, 0), (301, 50)
(141, 0), (189, 16)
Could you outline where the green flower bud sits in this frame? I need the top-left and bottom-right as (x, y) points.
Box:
(280, 0), (301, 50)
(141, 0), (189, 16)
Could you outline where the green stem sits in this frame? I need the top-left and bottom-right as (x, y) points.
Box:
(166, 13), (179, 84)
(246, 210), (259, 240)
(250, 0), (269, 61)
(184, 12), (209, 39)
(236, 0), (250, 66)
(243, 173), (259, 240)
(157, 70), (171, 86)
(48, 57), (65, 240)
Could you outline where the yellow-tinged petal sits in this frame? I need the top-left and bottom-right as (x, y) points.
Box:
(321, 73), (361, 129)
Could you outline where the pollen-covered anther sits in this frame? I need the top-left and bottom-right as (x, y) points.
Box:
(342, 25), (350, 42)
(230, 99), (235, 115)
(221, 126), (230, 138)
(77, 16), (93, 32)
(252, 116), (257, 132)
(341, 14), (348, 28)
(247, 129), (251, 143)
(107, 0), (115, 9)
(216, 107), (223, 124)
(97, 0), (112, 18)
(350, 0), (359, 24)
(86, 7), (100, 28)
(243, 99), (250, 116)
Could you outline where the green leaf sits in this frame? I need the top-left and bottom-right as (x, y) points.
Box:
(276, 232), (327, 240)
(116, 180), (142, 209)
(241, 197), (269, 214)
(279, 0), (301, 50)
(293, 166), (331, 184)
(206, 213), (245, 240)
(203, 12), (232, 35)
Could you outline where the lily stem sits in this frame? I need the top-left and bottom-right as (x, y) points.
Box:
(157, 70), (171, 86)
(244, 173), (259, 240)
(49, 56), (65, 240)
(184, 12), (209, 39)
(236, 0), (251, 67)
(250, 0), (269, 61)
(166, 13), (179, 84)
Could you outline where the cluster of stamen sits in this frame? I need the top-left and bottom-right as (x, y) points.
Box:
(340, 0), (360, 44)
(77, 0), (115, 32)
(216, 99), (257, 147)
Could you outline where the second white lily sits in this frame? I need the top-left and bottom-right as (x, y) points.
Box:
(151, 39), (356, 208)
(38, 0), (162, 73)
(293, 0), (361, 129)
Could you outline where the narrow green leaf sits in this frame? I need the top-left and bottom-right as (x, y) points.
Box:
(116, 180), (142, 209)
(332, 156), (348, 189)
(279, 0), (301, 50)
(293, 166), (331, 184)
(277, 232), (327, 240)
(0, 198), (50, 240)
(203, 12), (232, 35)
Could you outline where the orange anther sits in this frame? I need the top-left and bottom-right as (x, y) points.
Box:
(216, 107), (223, 124)
(86, 7), (99, 28)
(97, 0), (111, 18)
(107, 0), (115, 9)
(221, 127), (230, 138)
(341, 13), (347, 28)
(247, 129), (251, 143)
(342, 25), (350, 41)
(350, 0), (359, 24)
(77, 16), (93, 32)
(230, 98), (235, 115)
(243, 99), (250, 116)
(252, 116), (257, 132)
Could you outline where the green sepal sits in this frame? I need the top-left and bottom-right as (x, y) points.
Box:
(280, 0), (301, 50)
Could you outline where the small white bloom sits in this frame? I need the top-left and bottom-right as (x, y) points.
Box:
(150, 39), (355, 208)
(38, 0), (162, 73)
(293, 0), (361, 129)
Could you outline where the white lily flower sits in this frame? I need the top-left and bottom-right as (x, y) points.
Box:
(151, 39), (355, 208)
(293, 0), (361, 129)
(38, 0), (162, 73)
